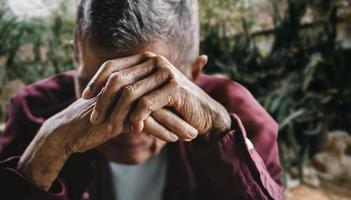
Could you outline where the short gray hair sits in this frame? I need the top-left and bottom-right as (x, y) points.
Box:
(77, 0), (199, 65)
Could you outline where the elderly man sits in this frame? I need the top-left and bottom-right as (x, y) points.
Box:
(0, 0), (284, 199)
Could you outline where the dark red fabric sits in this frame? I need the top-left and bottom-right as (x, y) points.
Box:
(0, 71), (284, 200)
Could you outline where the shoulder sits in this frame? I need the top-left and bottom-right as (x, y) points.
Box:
(195, 73), (278, 136)
(19, 70), (75, 99)
(15, 71), (76, 117)
(195, 73), (255, 110)
(4, 71), (76, 136)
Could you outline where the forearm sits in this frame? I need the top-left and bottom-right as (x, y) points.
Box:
(17, 126), (69, 191)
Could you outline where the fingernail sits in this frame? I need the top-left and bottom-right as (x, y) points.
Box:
(169, 133), (179, 142)
(107, 125), (113, 137)
(82, 86), (91, 99)
(91, 110), (99, 123)
(189, 129), (198, 138)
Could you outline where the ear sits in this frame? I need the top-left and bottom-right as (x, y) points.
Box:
(190, 55), (208, 80)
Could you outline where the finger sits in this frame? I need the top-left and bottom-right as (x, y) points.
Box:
(152, 109), (198, 140)
(107, 69), (170, 133)
(69, 122), (108, 154)
(90, 59), (158, 124)
(71, 121), (131, 154)
(82, 52), (156, 99)
(129, 83), (177, 131)
(143, 115), (179, 142)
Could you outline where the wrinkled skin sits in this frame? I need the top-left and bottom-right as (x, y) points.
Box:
(83, 52), (231, 141)
(17, 41), (231, 191)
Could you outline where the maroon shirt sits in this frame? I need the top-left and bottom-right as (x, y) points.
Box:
(0, 71), (284, 200)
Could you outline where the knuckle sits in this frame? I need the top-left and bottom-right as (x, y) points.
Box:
(153, 56), (174, 76)
(143, 51), (155, 59)
(169, 79), (180, 89)
(159, 67), (172, 76)
(139, 97), (153, 110)
(153, 55), (166, 68)
(153, 55), (163, 62)
(167, 70), (176, 79)
(102, 60), (114, 71)
(122, 85), (136, 100)
(110, 72), (125, 85)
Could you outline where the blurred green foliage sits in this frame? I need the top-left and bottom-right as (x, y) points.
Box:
(200, 0), (351, 182)
(0, 2), (75, 85)
(0, 0), (350, 183)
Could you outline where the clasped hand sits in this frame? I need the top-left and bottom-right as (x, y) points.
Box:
(81, 52), (230, 144)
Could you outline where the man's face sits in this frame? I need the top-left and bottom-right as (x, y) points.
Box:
(74, 39), (187, 165)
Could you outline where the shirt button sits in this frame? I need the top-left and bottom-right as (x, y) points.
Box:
(82, 192), (90, 199)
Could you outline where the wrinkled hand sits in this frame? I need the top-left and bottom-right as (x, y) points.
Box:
(47, 97), (192, 155)
(18, 95), (193, 191)
(82, 52), (231, 141)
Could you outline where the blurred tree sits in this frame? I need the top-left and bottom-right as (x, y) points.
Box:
(200, 0), (351, 182)
(0, 1), (75, 84)
(0, 1), (75, 121)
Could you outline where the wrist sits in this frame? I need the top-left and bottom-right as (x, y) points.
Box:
(17, 127), (69, 191)
(210, 110), (231, 140)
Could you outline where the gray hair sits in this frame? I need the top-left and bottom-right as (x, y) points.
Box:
(77, 0), (199, 65)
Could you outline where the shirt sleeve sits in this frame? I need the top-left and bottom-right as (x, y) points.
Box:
(0, 80), (74, 200)
(188, 114), (284, 200)
(0, 156), (69, 200)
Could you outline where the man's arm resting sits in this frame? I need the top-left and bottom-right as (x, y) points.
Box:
(188, 114), (284, 200)
(16, 126), (70, 191)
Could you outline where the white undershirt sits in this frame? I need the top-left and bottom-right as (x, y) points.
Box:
(109, 149), (168, 200)
(108, 138), (253, 200)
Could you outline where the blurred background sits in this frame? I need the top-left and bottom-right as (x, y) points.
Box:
(0, 0), (350, 199)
